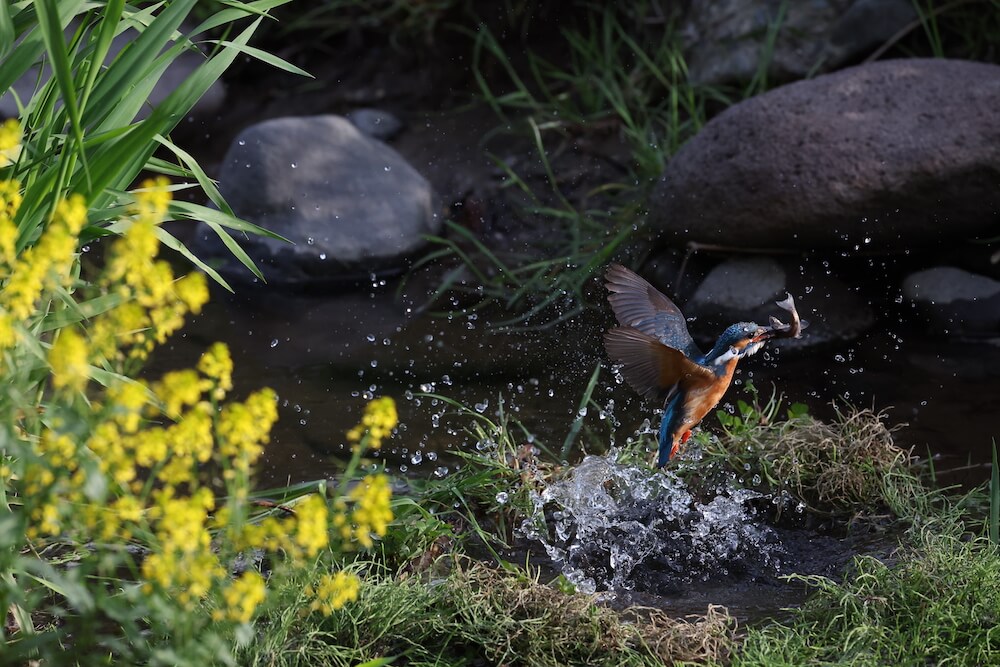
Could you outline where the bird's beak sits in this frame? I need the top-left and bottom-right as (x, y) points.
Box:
(750, 326), (772, 343)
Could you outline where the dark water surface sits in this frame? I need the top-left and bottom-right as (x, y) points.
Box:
(149, 274), (1000, 490)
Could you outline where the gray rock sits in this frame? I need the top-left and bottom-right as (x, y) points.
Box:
(196, 115), (438, 284)
(346, 108), (403, 140)
(903, 267), (1000, 337)
(690, 257), (787, 311)
(650, 59), (1000, 250)
(684, 257), (873, 347)
(682, 0), (915, 86)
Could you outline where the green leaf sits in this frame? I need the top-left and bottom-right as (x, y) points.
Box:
(0, 0), (14, 59)
(153, 225), (234, 292)
(209, 39), (312, 77)
(990, 441), (999, 544)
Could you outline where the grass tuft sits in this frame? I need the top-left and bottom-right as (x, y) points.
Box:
(704, 401), (915, 516)
(735, 529), (1000, 666)
(244, 558), (735, 667)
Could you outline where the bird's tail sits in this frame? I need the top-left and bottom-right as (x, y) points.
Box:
(658, 393), (682, 467)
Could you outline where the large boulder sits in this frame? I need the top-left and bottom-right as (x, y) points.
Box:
(650, 59), (1000, 250)
(195, 115), (439, 284)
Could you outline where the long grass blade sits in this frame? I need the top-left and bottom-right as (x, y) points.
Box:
(990, 440), (999, 543)
(561, 361), (601, 460)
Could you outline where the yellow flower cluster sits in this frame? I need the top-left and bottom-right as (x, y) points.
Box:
(213, 571), (267, 624)
(293, 493), (330, 557)
(0, 118), (21, 167)
(0, 191), (86, 349)
(132, 175), (172, 221)
(220, 490), (331, 565)
(306, 571), (360, 616)
(332, 474), (393, 549)
(346, 396), (398, 449)
(89, 178), (208, 364)
(6, 181), (414, 634)
(49, 327), (89, 393)
(217, 388), (278, 479)
(141, 488), (225, 606)
(0, 179), (22, 270)
(198, 341), (234, 399)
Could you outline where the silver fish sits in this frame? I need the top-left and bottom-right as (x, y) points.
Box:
(764, 293), (807, 340)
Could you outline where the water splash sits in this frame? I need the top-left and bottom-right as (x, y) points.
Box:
(522, 455), (783, 595)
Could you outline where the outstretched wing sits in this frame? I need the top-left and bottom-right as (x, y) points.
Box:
(604, 326), (715, 404)
(605, 264), (702, 359)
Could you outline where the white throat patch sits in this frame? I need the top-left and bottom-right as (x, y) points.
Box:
(713, 346), (740, 365)
(712, 341), (764, 366)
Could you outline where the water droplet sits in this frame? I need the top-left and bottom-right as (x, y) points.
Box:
(410, 451), (423, 465)
(270, 339), (278, 348)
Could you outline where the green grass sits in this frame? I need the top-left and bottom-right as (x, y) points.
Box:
(241, 557), (735, 667)
(735, 528), (1000, 666)
(414, 4), (744, 330)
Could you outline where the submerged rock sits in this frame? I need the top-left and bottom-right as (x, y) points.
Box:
(681, 0), (916, 86)
(650, 59), (1000, 250)
(194, 115), (439, 284)
(902, 266), (1000, 338)
(346, 108), (404, 140)
(682, 257), (873, 346)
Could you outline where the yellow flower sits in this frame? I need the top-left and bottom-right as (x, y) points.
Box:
(0, 311), (15, 349)
(0, 180), (21, 268)
(131, 176), (172, 221)
(346, 396), (398, 449)
(175, 271), (209, 314)
(215, 571), (267, 624)
(198, 342), (233, 399)
(155, 369), (203, 417)
(0, 193), (86, 320)
(307, 571), (359, 615)
(293, 494), (329, 558)
(349, 474), (393, 548)
(49, 327), (89, 392)
(217, 388), (276, 470)
(0, 119), (22, 167)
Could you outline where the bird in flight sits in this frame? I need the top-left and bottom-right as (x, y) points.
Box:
(603, 264), (804, 466)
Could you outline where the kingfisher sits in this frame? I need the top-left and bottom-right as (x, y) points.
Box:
(603, 263), (780, 467)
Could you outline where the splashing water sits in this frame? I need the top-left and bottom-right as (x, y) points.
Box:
(522, 455), (784, 595)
